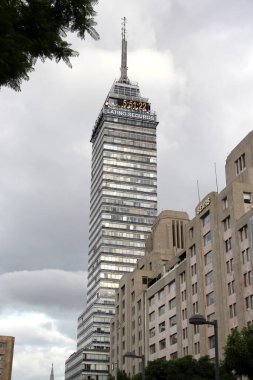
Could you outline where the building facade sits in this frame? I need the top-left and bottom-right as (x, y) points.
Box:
(0, 336), (15, 380)
(111, 131), (253, 377)
(65, 20), (158, 380)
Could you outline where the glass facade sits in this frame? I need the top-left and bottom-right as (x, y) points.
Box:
(65, 26), (158, 380)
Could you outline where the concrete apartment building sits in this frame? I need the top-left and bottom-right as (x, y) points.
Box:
(111, 131), (253, 377)
(0, 336), (15, 380)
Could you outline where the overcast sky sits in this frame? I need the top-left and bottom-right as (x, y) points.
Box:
(1, 0), (253, 379)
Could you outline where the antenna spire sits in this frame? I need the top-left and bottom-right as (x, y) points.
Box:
(119, 17), (130, 84)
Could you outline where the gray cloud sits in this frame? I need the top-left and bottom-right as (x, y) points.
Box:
(0, 270), (86, 315)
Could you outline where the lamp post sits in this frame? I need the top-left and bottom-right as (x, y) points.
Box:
(124, 352), (145, 380)
(189, 314), (220, 380)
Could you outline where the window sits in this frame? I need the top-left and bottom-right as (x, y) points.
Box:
(225, 237), (232, 252)
(190, 244), (196, 257)
(228, 280), (235, 295)
(0, 354), (4, 362)
(159, 304), (165, 316)
(206, 291), (214, 306)
(202, 212), (210, 226)
(169, 315), (177, 327)
(183, 327), (188, 340)
(149, 344), (156, 354)
(137, 300), (141, 311)
(159, 321), (166, 333)
(142, 276), (148, 284)
(204, 231), (211, 246)
(169, 297), (176, 310)
(194, 324), (199, 334)
(158, 288), (165, 300)
(245, 295), (253, 310)
(191, 263), (197, 276)
(243, 192), (252, 204)
(168, 280), (176, 293)
(226, 258), (233, 273)
(131, 291), (135, 301)
(204, 251), (213, 266)
(192, 282), (198, 295)
(244, 271), (252, 287)
(170, 333), (177, 345)
(193, 301), (198, 314)
(149, 311), (155, 322)
(181, 289), (187, 301)
(149, 296), (155, 307)
(149, 327), (155, 338)
(207, 313), (215, 322)
(171, 352), (178, 359)
(235, 153), (246, 175)
(242, 248), (250, 264)
(240, 225), (248, 241)
(183, 347), (188, 356)
(182, 308), (187, 320)
(229, 303), (237, 318)
(189, 227), (194, 238)
(223, 216), (231, 231)
(194, 341), (200, 354)
(159, 338), (166, 350)
(205, 271), (213, 286)
(180, 271), (186, 284)
(0, 343), (6, 349)
(222, 197), (228, 210)
(208, 335), (215, 349)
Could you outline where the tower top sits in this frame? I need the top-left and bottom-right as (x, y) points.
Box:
(50, 363), (54, 380)
(119, 17), (130, 84)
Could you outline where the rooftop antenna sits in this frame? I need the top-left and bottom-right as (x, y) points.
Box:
(197, 180), (201, 202)
(214, 162), (219, 193)
(119, 17), (130, 84)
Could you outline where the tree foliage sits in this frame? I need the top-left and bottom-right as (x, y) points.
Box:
(223, 324), (253, 380)
(135, 356), (234, 380)
(108, 369), (130, 380)
(0, 0), (99, 91)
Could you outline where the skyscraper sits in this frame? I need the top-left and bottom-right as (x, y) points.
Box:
(65, 18), (158, 380)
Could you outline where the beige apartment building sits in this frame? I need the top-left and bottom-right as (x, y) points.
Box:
(110, 131), (253, 377)
(0, 336), (15, 380)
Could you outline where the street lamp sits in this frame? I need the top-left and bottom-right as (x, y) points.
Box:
(189, 314), (220, 380)
(124, 352), (145, 380)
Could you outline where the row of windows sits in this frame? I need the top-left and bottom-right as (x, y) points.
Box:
(104, 135), (156, 150)
(105, 128), (156, 143)
(103, 157), (156, 172)
(103, 165), (157, 178)
(103, 150), (157, 164)
(89, 198), (156, 230)
(90, 188), (156, 215)
(104, 143), (156, 157)
(99, 181), (156, 194)
(100, 211), (155, 224)
(101, 222), (151, 233)
(102, 172), (157, 186)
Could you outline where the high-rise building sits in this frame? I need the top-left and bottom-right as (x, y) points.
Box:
(111, 131), (253, 378)
(0, 335), (15, 380)
(65, 19), (158, 380)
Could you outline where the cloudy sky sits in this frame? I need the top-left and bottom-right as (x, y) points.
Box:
(1, 0), (253, 379)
